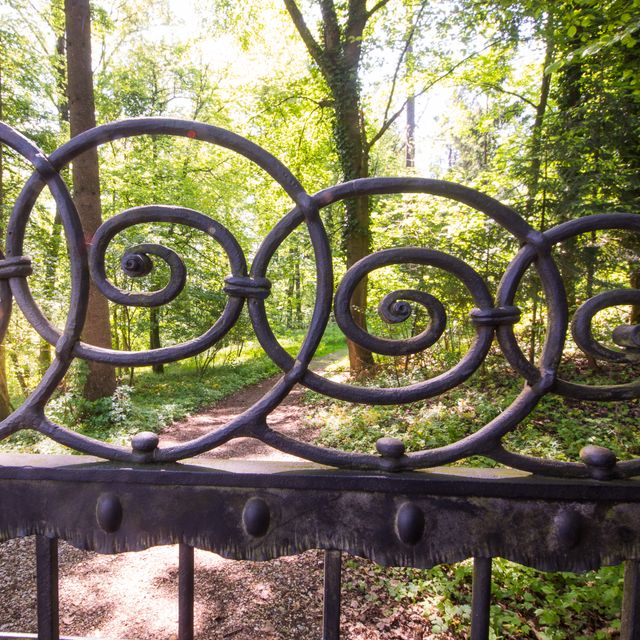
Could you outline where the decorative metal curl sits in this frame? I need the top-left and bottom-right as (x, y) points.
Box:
(0, 118), (639, 479)
(333, 247), (485, 359)
(91, 206), (223, 309)
(571, 289), (640, 363)
(378, 289), (445, 333)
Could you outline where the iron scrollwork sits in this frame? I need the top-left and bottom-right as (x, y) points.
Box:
(0, 117), (638, 478)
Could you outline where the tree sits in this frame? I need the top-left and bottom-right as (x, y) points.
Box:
(0, 39), (14, 420)
(282, 0), (393, 373)
(65, 0), (116, 399)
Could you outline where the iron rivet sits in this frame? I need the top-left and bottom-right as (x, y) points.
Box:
(96, 493), (123, 534)
(376, 437), (405, 459)
(243, 497), (270, 537)
(131, 431), (159, 454)
(396, 502), (425, 545)
(580, 445), (617, 480)
(551, 510), (583, 550)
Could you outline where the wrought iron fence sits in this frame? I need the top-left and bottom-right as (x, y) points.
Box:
(0, 117), (639, 639)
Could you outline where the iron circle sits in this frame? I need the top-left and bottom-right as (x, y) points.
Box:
(249, 176), (561, 405)
(7, 118), (322, 369)
(497, 212), (640, 401)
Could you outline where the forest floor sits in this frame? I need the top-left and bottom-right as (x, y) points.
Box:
(0, 351), (443, 640)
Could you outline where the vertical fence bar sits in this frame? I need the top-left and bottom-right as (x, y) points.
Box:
(36, 535), (59, 640)
(178, 543), (195, 640)
(471, 557), (492, 640)
(621, 560), (640, 640)
(322, 550), (342, 640)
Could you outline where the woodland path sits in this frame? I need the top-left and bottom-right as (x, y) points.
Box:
(0, 352), (436, 639)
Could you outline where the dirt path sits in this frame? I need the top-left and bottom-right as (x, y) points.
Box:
(0, 352), (436, 639)
(159, 349), (349, 460)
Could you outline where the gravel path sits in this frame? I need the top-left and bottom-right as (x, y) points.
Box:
(0, 353), (438, 639)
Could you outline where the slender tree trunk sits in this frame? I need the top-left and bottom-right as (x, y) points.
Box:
(554, 38), (583, 314)
(405, 39), (415, 168)
(39, 26), (70, 375)
(9, 351), (29, 397)
(0, 60), (14, 419)
(149, 308), (163, 374)
(631, 268), (640, 324)
(525, 14), (554, 365)
(406, 95), (415, 168)
(294, 256), (302, 326)
(65, 0), (117, 399)
(524, 23), (553, 219)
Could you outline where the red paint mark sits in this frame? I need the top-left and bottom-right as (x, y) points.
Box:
(186, 130), (197, 139)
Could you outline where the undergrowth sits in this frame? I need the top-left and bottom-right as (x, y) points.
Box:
(306, 350), (639, 638)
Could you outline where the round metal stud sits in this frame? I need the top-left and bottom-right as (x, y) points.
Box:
(376, 437), (406, 459)
(580, 445), (618, 480)
(121, 252), (153, 277)
(551, 510), (583, 551)
(131, 431), (159, 454)
(396, 502), (425, 545)
(242, 497), (271, 538)
(96, 493), (123, 534)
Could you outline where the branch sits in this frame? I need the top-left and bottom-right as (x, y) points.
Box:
(381, 0), (428, 127)
(366, 0), (392, 19)
(367, 40), (502, 152)
(366, 100), (407, 150)
(247, 94), (333, 125)
(283, 0), (327, 74)
(479, 82), (539, 110)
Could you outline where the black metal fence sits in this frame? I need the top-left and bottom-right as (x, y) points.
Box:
(0, 117), (639, 639)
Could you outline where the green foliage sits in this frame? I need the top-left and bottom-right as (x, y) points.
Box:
(365, 559), (623, 638)
(311, 353), (640, 466)
(1, 0), (639, 635)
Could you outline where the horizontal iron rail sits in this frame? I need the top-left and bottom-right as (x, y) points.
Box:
(0, 455), (639, 572)
(0, 454), (639, 501)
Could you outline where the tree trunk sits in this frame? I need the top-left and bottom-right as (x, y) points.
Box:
(406, 94), (415, 168)
(405, 39), (415, 168)
(330, 71), (375, 373)
(554, 44), (583, 314)
(149, 308), (164, 374)
(65, 0), (117, 400)
(283, 0), (376, 374)
(524, 14), (554, 221)
(631, 267), (640, 325)
(0, 61), (14, 419)
(293, 256), (302, 326)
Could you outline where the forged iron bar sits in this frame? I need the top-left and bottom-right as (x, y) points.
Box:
(322, 551), (342, 640)
(471, 557), (492, 640)
(36, 535), (59, 640)
(178, 544), (195, 640)
(622, 561), (640, 640)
